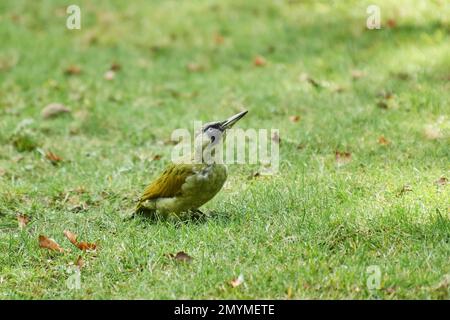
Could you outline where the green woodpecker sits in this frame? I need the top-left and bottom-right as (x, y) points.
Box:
(135, 110), (248, 219)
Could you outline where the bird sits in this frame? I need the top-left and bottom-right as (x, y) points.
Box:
(134, 110), (248, 219)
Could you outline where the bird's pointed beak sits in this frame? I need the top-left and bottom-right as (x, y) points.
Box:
(220, 110), (248, 130)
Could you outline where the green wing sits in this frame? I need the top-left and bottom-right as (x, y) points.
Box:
(138, 164), (195, 204)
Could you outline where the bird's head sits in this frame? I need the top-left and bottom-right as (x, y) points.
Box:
(198, 110), (248, 149)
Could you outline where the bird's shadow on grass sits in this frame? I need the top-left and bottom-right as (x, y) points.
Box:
(125, 209), (232, 226)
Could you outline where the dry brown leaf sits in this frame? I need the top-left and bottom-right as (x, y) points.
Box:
(45, 151), (63, 165)
(17, 214), (30, 229)
(75, 255), (84, 269)
(64, 230), (97, 251)
(42, 103), (71, 119)
(435, 177), (448, 186)
(167, 251), (193, 263)
(289, 115), (301, 123)
(174, 251), (193, 263)
(63, 230), (78, 246)
(38, 235), (64, 253)
(335, 151), (352, 166)
(104, 70), (115, 80)
(253, 55), (266, 67)
(378, 136), (390, 145)
(186, 63), (204, 72)
(230, 274), (244, 288)
(64, 65), (81, 75)
(77, 242), (97, 251)
(110, 62), (121, 71)
(386, 18), (397, 28)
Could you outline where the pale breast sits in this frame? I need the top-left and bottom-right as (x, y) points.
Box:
(180, 164), (227, 208)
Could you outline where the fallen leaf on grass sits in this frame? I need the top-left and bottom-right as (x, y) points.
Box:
(335, 151), (352, 166)
(289, 115), (300, 123)
(186, 63), (204, 72)
(45, 151), (63, 165)
(63, 230), (97, 251)
(166, 251), (193, 263)
(17, 214), (30, 229)
(77, 242), (97, 251)
(253, 55), (266, 67)
(39, 235), (64, 253)
(230, 274), (244, 288)
(63, 230), (78, 246)
(42, 103), (71, 119)
(110, 62), (121, 71)
(386, 18), (397, 28)
(435, 177), (448, 187)
(75, 255), (84, 269)
(378, 136), (390, 145)
(64, 65), (81, 75)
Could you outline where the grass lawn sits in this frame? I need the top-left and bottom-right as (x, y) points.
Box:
(0, 0), (449, 299)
